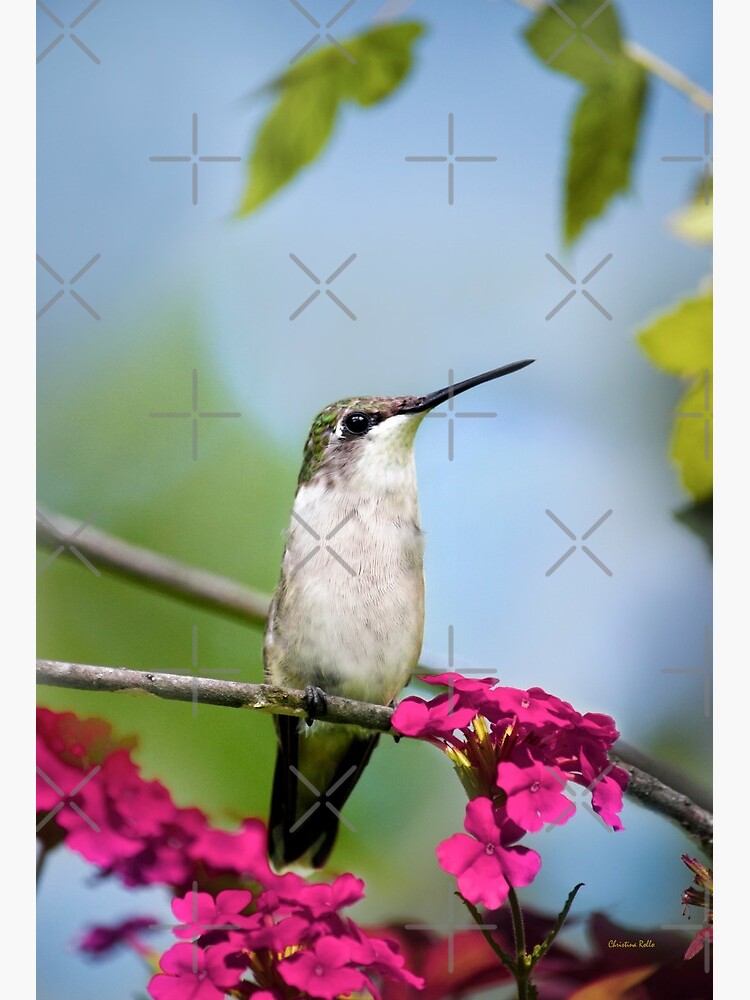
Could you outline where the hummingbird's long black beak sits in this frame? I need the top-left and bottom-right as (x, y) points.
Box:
(398, 359), (535, 414)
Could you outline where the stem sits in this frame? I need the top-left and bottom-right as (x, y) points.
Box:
(457, 893), (517, 975)
(508, 888), (530, 1000)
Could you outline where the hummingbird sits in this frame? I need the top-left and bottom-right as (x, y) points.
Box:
(265, 360), (534, 869)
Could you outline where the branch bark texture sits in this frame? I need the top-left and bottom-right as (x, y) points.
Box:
(36, 659), (713, 852)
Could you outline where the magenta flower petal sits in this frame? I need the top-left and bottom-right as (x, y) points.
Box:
(436, 797), (541, 910)
(391, 694), (476, 739)
(148, 943), (225, 1000)
(463, 796), (503, 843)
(495, 844), (542, 889)
(497, 759), (572, 832)
(279, 935), (368, 1000)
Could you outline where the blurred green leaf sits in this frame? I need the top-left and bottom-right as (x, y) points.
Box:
(524, 0), (648, 243)
(524, 0), (623, 85)
(564, 60), (647, 243)
(669, 178), (713, 245)
(37, 307), (295, 822)
(674, 499), (712, 554)
(239, 21), (424, 215)
(671, 371), (713, 500)
(638, 292), (712, 376)
(638, 291), (712, 500)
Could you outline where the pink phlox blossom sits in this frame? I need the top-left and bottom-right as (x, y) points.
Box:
(578, 746), (627, 831)
(685, 925), (712, 960)
(391, 692), (477, 739)
(79, 916), (158, 956)
(496, 754), (573, 832)
(171, 889), (254, 940)
(148, 943), (225, 1000)
(436, 797), (541, 910)
(279, 935), (369, 1000)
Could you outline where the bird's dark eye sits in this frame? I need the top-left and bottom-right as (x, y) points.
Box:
(342, 411), (371, 436)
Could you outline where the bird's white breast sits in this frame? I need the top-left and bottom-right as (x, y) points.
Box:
(266, 417), (426, 705)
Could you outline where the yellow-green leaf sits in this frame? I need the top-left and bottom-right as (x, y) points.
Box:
(670, 179), (713, 245)
(638, 291), (713, 500)
(565, 57), (647, 243)
(239, 22), (424, 215)
(672, 372), (712, 500)
(638, 292), (712, 376)
(238, 78), (339, 216)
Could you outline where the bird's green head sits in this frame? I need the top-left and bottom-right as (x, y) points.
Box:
(297, 360), (534, 488)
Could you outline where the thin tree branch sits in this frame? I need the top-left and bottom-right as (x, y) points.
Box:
(610, 752), (713, 853)
(505, 0), (713, 113)
(36, 507), (270, 627)
(35, 659), (395, 732)
(35, 659), (713, 852)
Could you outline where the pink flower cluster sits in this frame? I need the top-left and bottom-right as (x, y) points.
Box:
(37, 708), (423, 998)
(150, 873), (422, 1000)
(38, 707), (217, 889)
(392, 674), (628, 910)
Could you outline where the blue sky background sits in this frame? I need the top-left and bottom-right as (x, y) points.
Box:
(37, 1), (712, 997)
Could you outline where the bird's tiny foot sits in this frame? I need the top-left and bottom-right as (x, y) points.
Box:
(303, 685), (328, 726)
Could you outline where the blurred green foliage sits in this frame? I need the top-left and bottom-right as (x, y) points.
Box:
(37, 308), (292, 820)
(36, 307), (465, 909)
(238, 22), (425, 215)
(524, 0), (648, 243)
(638, 290), (713, 501)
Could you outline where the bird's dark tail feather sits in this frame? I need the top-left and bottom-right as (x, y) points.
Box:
(268, 714), (380, 869)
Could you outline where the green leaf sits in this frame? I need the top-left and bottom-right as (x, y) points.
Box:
(564, 59), (647, 243)
(239, 22), (424, 215)
(672, 372), (712, 500)
(524, 0), (624, 85)
(524, 0), (649, 243)
(638, 291), (713, 500)
(530, 882), (585, 970)
(670, 178), (713, 245)
(674, 499), (712, 554)
(638, 292), (712, 377)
